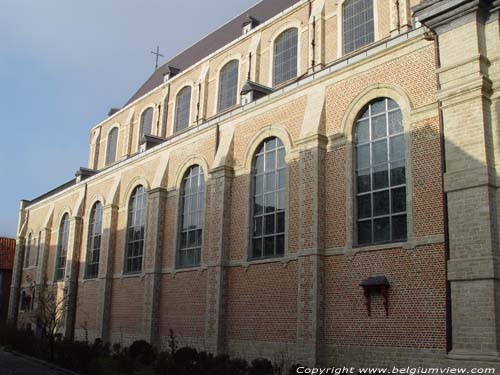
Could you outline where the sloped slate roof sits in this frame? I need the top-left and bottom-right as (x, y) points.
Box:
(0, 237), (15, 270)
(125, 0), (301, 106)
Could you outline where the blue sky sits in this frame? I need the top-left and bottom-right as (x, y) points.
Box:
(0, 0), (256, 237)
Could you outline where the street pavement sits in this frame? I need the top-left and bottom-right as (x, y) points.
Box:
(0, 351), (70, 375)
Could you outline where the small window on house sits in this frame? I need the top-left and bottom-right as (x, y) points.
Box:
(218, 60), (239, 113)
(273, 28), (298, 86)
(35, 232), (41, 267)
(251, 137), (286, 259)
(85, 202), (103, 279)
(177, 165), (205, 268)
(125, 186), (147, 274)
(55, 213), (70, 281)
(140, 108), (154, 139)
(25, 233), (32, 268)
(106, 128), (119, 166)
(174, 86), (192, 132)
(354, 98), (406, 246)
(343, 0), (375, 54)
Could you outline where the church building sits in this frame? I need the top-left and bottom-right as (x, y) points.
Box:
(9, 0), (500, 369)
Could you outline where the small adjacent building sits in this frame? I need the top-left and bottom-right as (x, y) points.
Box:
(0, 237), (15, 322)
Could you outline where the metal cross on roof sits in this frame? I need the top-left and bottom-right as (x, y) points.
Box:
(150, 46), (164, 70)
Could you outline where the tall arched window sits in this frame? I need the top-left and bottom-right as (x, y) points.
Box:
(218, 60), (239, 112)
(55, 213), (70, 281)
(106, 128), (119, 166)
(85, 202), (103, 279)
(125, 186), (147, 274)
(251, 137), (286, 259)
(177, 165), (205, 268)
(140, 108), (154, 139)
(354, 98), (406, 246)
(35, 232), (41, 267)
(174, 86), (192, 132)
(24, 233), (32, 268)
(343, 0), (374, 54)
(273, 28), (298, 87)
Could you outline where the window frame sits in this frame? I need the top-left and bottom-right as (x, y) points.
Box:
(105, 127), (119, 166)
(353, 97), (408, 247)
(85, 201), (103, 279)
(176, 165), (205, 269)
(342, 0), (375, 55)
(35, 232), (41, 267)
(124, 185), (148, 275)
(272, 27), (299, 87)
(24, 233), (32, 269)
(174, 85), (193, 133)
(217, 59), (240, 113)
(55, 213), (70, 282)
(139, 107), (154, 143)
(249, 137), (287, 261)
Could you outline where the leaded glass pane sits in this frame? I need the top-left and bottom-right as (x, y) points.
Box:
(273, 29), (298, 86)
(218, 60), (239, 112)
(125, 186), (147, 274)
(55, 214), (70, 281)
(140, 108), (154, 138)
(343, 0), (375, 54)
(251, 137), (286, 259)
(174, 86), (192, 132)
(85, 202), (103, 279)
(354, 98), (407, 245)
(106, 128), (118, 166)
(177, 165), (205, 268)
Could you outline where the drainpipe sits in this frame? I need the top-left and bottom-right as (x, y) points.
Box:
(395, 0), (401, 33)
(162, 84), (171, 138)
(423, 24), (452, 353)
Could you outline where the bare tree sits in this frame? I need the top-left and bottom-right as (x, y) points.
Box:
(26, 275), (69, 361)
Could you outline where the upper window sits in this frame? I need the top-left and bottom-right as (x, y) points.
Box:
(24, 233), (32, 268)
(354, 98), (406, 246)
(174, 86), (192, 132)
(85, 202), (103, 279)
(106, 128), (119, 166)
(273, 28), (298, 87)
(125, 186), (147, 274)
(140, 108), (154, 139)
(55, 213), (70, 281)
(218, 60), (239, 113)
(35, 232), (41, 267)
(177, 165), (205, 268)
(343, 0), (375, 54)
(251, 137), (286, 259)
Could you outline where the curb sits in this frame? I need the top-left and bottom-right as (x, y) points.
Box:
(11, 350), (81, 375)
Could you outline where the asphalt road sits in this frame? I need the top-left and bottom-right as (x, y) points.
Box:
(0, 351), (69, 375)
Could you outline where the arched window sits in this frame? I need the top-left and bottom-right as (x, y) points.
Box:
(35, 232), (41, 267)
(251, 137), (286, 259)
(125, 186), (147, 274)
(140, 108), (154, 139)
(273, 28), (298, 86)
(177, 165), (205, 268)
(24, 233), (32, 268)
(85, 202), (103, 279)
(55, 213), (70, 281)
(218, 60), (239, 112)
(343, 0), (375, 54)
(106, 128), (119, 166)
(354, 98), (406, 246)
(174, 86), (192, 132)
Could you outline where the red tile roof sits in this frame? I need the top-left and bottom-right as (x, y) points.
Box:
(0, 237), (15, 270)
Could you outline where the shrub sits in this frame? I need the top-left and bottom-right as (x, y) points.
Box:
(129, 340), (156, 366)
(249, 358), (274, 375)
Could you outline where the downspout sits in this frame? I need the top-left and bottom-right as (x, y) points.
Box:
(395, 0), (401, 33)
(196, 83), (202, 124)
(162, 84), (171, 138)
(312, 16), (316, 69)
(423, 25), (452, 353)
